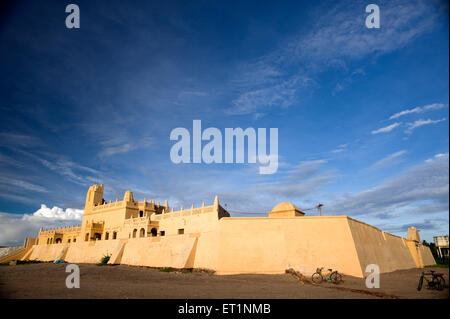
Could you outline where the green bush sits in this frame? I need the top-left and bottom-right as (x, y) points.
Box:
(435, 257), (449, 265)
(98, 253), (111, 265)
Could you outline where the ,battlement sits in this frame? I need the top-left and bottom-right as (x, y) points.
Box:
(39, 225), (81, 234)
(152, 195), (229, 221)
(153, 204), (214, 220)
(91, 199), (166, 212)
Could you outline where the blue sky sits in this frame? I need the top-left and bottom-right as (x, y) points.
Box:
(0, 0), (448, 245)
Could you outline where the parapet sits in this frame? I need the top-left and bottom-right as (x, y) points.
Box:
(39, 225), (81, 235)
(152, 196), (229, 221)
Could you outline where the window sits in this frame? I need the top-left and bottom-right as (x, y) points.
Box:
(160, 231), (165, 236)
(150, 228), (157, 237)
(56, 238), (62, 244)
(178, 229), (184, 235)
(133, 229), (137, 238)
(73, 238), (76, 243)
(140, 228), (145, 237)
(139, 210), (144, 217)
(85, 233), (89, 241)
(105, 232), (109, 240)
(113, 231), (117, 240)
(94, 233), (101, 240)
(68, 239), (71, 243)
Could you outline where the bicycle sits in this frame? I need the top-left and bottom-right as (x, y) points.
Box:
(312, 267), (343, 284)
(417, 270), (446, 291)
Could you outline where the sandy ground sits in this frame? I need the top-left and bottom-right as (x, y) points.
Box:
(0, 263), (448, 299)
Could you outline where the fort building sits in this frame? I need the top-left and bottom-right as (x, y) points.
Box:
(0, 184), (436, 277)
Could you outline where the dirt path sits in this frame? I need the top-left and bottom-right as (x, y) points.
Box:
(0, 264), (448, 299)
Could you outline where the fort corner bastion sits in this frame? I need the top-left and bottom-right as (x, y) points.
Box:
(0, 184), (435, 277)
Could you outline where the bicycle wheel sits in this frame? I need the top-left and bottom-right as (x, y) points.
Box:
(436, 276), (445, 291)
(334, 273), (343, 284)
(330, 272), (339, 284)
(417, 276), (424, 291)
(312, 273), (322, 284)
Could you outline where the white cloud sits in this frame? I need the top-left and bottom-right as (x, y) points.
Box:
(389, 103), (445, 120)
(179, 91), (207, 97)
(425, 153), (449, 163)
(0, 177), (48, 193)
(405, 118), (446, 134)
(287, 160), (328, 180)
(0, 133), (43, 148)
(331, 144), (348, 153)
(15, 150), (101, 187)
(98, 136), (154, 157)
(0, 205), (83, 246)
(227, 74), (310, 115)
(371, 122), (401, 134)
(327, 153), (449, 218)
(226, 0), (439, 115)
(370, 150), (407, 170)
(23, 204), (83, 221)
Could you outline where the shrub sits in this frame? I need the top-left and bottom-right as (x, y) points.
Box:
(99, 253), (111, 265)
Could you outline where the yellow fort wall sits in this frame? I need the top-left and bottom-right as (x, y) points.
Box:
(5, 184), (436, 278)
(27, 240), (121, 263)
(65, 241), (122, 264)
(346, 218), (419, 273)
(418, 243), (436, 266)
(212, 216), (364, 277)
(16, 215), (436, 277)
(119, 235), (198, 268)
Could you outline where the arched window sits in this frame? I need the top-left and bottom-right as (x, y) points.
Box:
(73, 238), (77, 243)
(47, 238), (50, 244)
(140, 228), (145, 237)
(105, 232), (109, 240)
(151, 228), (157, 237)
(56, 238), (62, 244)
(113, 231), (117, 240)
(85, 233), (89, 241)
(132, 229), (137, 238)
(68, 239), (71, 243)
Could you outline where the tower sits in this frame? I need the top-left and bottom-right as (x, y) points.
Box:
(84, 184), (105, 213)
(123, 190), (134, 202)
(407, 227), (421, 243)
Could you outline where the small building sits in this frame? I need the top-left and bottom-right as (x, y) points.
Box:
(434, 235), (449, 258)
